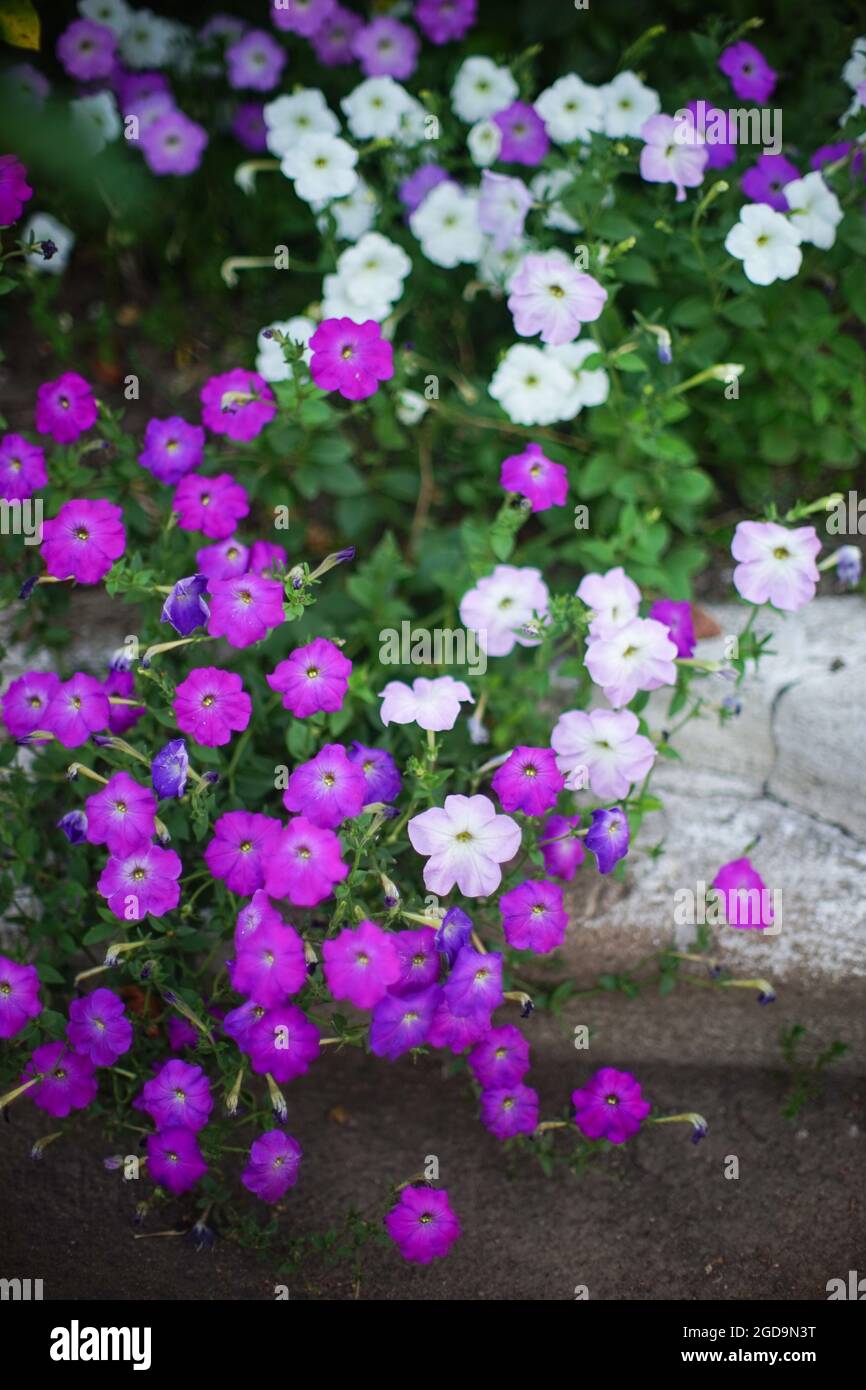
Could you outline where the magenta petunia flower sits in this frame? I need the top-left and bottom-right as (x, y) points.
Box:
(718, 41), (777, 104)
(480, 1082), (539, 1139)
(731, 520), (820, 611)
(0, 155), (32, 226)
(391, 927), (439, 995)
(97, 843), (182, 920)
(196, 538), (250, 581)
(22, 1042), (98, 1117)
(741, 152), (801, 211)
(242, 1129), (302, 1203)
(138, 417), (205, 485)
(207, 573), (285, 649)
(585, 807), (629, 875)
(44, 673), (110, 748)
(282, 744), (367, 829)
(443, 945), (503, 1022)
(85, 770), (156, 857)
(67, 988), (133, 1066)
(173, 472), (251, 540)
(173, 666), (252, 747)
(139, 1058), (213, 1132)
(492, 101), (550, 166)
(427, 989), (489, 1052)
(538, 813), (585, 881)
(147, 1126), (207, 1195)
(369, 985), (442, 1059)
(491, 746), (564, 817)
(1, 671), (59, 739)
(499, 878), (568, 954)
(0, 432), (45, 500)
(141, 110), (208, 176)
(235, 889), (285, 949)
(40, 498), (125, 585)
(500, 442), (568, 512)
(648, 598), (696, 659)
(468, 1024), (530, 1089)
(267, 637), (352, 718)
(248, 1003), (320, 1082)
(347, 742), (402, 806)
(322, 920), (402, 1010)
(200, 368), (276, 441)
(272, 0), (336, 37)
(572, 1066), (651, 1144)
(353, 18), (419, 80)
(249, 539), (288, 575)
(57, 19), (117, 81)
(35, 372), (97, 444)
(231, 918), (307, 1005)
(224, 999), (267, 1052)
(264, 816), (350, 907)
(711, 856), (774, 930)
(415, 0), (477, 44)
(384, 1185), (461, 1263)
(227, 29), (286, 91)
(310, 4), (362, 65)
(0, 955), (42, 1038)
(204, 810), (282, 896)
(232, 102), (268, 153)
(309, 318), (394, 402)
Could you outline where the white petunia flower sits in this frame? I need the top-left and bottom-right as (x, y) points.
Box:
(119, 8), (176, 67)
(488, 344), (574, 426)
(264, 90), (340, 156)
(783, 171), (843, 250)
(320, 271), (393, 323)
(534, 74), (604, 144)
(79, 0), (132, 32)
(467, 118), (502, 167)
(70, 90), (122, 153)
(842, 36), (866, 90)
(396, 389), (429, 425)
(336, 232), (411, 308)
(256, 317), (316, 384)
(599, 70), (660, 138)
(451, 56), (518, 124)
(724, 203), (802, 285)
(545, 340), (610, 419)
(21, 213), (75, 275)
(410, 182), (483, 267)
(341, 76), (415, 141)
(379, 677), (474, 733)
(280, 132), (359, 204)
(316, 179), (378, 241)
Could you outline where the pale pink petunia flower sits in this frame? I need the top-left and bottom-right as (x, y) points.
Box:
(584, 617), (678, 709)
(576, 566), (641, 638)
(459, 564), (550, 658)
(551, 708), (656, 800)
(639, 113), (708, 202)
(408, 794), (521, 897)
(378, 676), (474, 732)
(731, 521), (820, 612)
(477, 170), (533, 252)
(507, 250), (607, 346)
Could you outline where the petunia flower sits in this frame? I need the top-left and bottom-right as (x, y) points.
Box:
(434, 905), (473, 966)
(282, 745), (367, 829)
(0, 432), (45, 499)
(480, 1082), (539, 1139)
(711, 856), (775, 930)
(572, 1067), (651, 1144)
(584, 617), (678, 708)
(724, 204), (802, 286)
(391, 927), (440, 995)
(22, 1042), (97, 1117)
(242, 1130), (302, 1203)
(639, 113), (707, 202)
(173, 667), (252, 747)
(67, 988), (132, 1066)
(40, 499), (125, 584)
(468, 1024), (530, 1090)
(384, 1185), (461, 1263)
(146, 1127), (207, 1195)
(731, 521), (820, 611)
(1, 671), (59, 739)
(97, 843), (182, 920)
(491, 746), (564, 817)
(309, 317), (394, 401)
(539, 813), (585, 881)
(0, 956), (42, 1038)
(507, 251), (607, 346)
(151, 739), (189, 799)
(499, 442), (568, 512)
(408, 794), (521, 896)
(369, 985), (442, 1059)
(207, 573), (285, 648)
(647, 599), (696, 659)
(492, 101), (549, 165)
(267, 637), (352, 718)
(322, 920), (401, 1010)
(138, 416), (204, 484)
(741, 153), (801, 212)
(138, 1058), (213, 1132)
(264, 816), (350, 907)
(44, 673), (110, 747)
(718, 40), (777, 103)
(85, 770), (157, 857)
(200, 369), (276, 442)
(173, 473), (250, 540)
(347, 742), (402, 805)
(204, 811), (282, 896)
(248, 1003), (320, 1082)
(379, 676), (474, 732)
(443, 945), (503, 1021)
(576, 566), (641, 639)
(161, 574), (210, 636)
(551, 708), (656, 800)
(230, 918), (307, 1005)
(499, 879), (568, 954)
(585, 807), (629, 875)
(459, 565), (550, 658)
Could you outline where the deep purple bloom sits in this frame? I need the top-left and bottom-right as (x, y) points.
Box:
(500, 442), (568, 512)
(97, 843), (182, 920)
(200, 369), (276, 442)
(718, 41), (777, 104)
(480, 1082), (538, 1139)
(242, 1129), (302, 1203)
(35, 373), (97, 444)
(23, 1042), (97, 1117)
(141, 110), (208, 176)
(0, 433), (45, 500)
(322, 919), (401, 1010)
(138, 417), (205, 484)
(353, 18), (419, 80)
(232, 102), (268, 153)
(434, 906), (472, 966)
(685, 100), (736, 169)
(147, 1127), (207, 1194)
(385, 1185), (461, 1263)
(151, 739), (189, 798)
(468, 1024), (530, 1089)
(58, 809), (88, 843)
(272, 0), (336, 38)
(226, 29), (286, 92)
(491, 746), (564, 817)
(139, 1058), (212, 1131)
(104, 667), (144, 735)
(415, 0), (477, 45)
(539, 813), (585, 881)
(742, 153), (801, 211)
(248, 1003), (320, 1082)
(204, 810), (282, 897)
(85, 770), (156, 857)
(40, 498), (125, 585)
(648, 598), (696, 659)
(492, 102), (550, 166)
(426, 989), (488, 1052)
(399, 163), (450, 214)
(444, 946), (503, 1022)
(67, 988), (132, 1066)
(1, 671), (59, 739)
(0, 156), (32, 226)
(161, 574), (210, 636)
(310, 4), (362, 65)
(207, 573), (284, 649)
(117, 70), (171, 110)
(369, 985), (442, 1059)
(585, 807), (629, 875)
(267, 637), (352, 718)
(224, 999), (266, 1051)
(57, 19), (117, 81)
(346, 742), (402, 806)
(572, 1067), (651, 1144)
(264, 816), (350, 908)
(0, 956), (42, 1038)
(230, 918), (306, 1005)
(167, 1016), (198, 1051)
(173, 473), (250, 540)
(309, 318), (394, 402)
(499, 879), (568, 954)
(45, 673), (110, 748)
(283, 744), (367, 828)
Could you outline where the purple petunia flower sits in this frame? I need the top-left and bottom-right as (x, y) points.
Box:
(585, 807), (629, 875)
(235, 890), (284, 948)
(491, 746), (564, 817)
(249, 539), (287, 575)
(173, 473), (250, 540)
(272, 0), (336, 38)
(140, 110), (208, 176)
(200, 368), (276, 442)
(40, 498), (125, 585)
(226, 30), (287, 93)
(384, 1185), (461, 1263)
(539, 813), (585, 881)
(35, 372), (97, 444)
(426, 989), (489, 1052)
(480, 1082), (539, 1139)
(57, 19), (117, 81)
(167, 1015), (198, 1051)
(264, 816), (350, 908)
(85, 770), (156, 857)
(443, 946), (503, 1022)
(391, 928), (440, 996)
(224, 999), (267, 1052)
(741, 153), (801, 211)
(204, 810), (282, 897)
(685, 100), (736, 170)
(572, 1066), (651, 1144)
(58, 808), (88, 844)
(161, 574), (210, 636)
(105, 665), (145, 735)
(310, 4), (362, 66)
(139, 1058), (213, 1132)
(173, 667), (252, 747)
(492, 101), (550, 166)
(207, 573), (285, 649)
(248, 1003), (320, 1082)
(151, 738), (189, 798)
(468, 1024), (530, 1089)
(323, 920), (402, 1010)
(138, 417), (205, 485)
(434, 905), (473, 966)
(648, 598), (696, 659)
(230, 918), (306, 1006)
(1, 671), (59, 739)
(718, 41), (777, 104)
(499, 879), (568, 954)
(500, 442), (568, 512)
(44, 673), (110, 748)
(309, 318), (394, 402)
(414, 0), (477, 45)
(711, 856), (774, 931)
(346, 742), (402, 806)
(0, 156), (32, 226)
(398, 163), (450, 215)
(369, 985), (442, 1059)
(147, 1126), (207, 1195)
(232, 102), (268, 153)
(267, 637), (352, 718)
(282, 744), (367, 829)
(23, 1042), (97, 1117)
(67, 988), (133, 1066)
(242, 1129), (302, 1203)
(97, 843), (182, 920)
(0, 433), (45, 500)
(353, 18), (419, 81)
(0, 955), (42, 1038)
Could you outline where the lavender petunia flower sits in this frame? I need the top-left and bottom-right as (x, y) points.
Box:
(151, 739), (189, 798)
(585, 807), (630, 875)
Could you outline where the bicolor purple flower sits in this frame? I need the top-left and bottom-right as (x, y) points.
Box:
(718, 41), (777, 104)
(22, 1042), (97, 1117)
(97, 843), (182, 920)
(742, 153), (801, 211)
(242, 1130), (302, 1203)
(264, 816), (349, 908)
(141, 110), (208, 176)
(138, 417), (204, 484)
(347, 742), (402, 806)
(200, 368), (276, 442)
(207, 573), (284, 649)
(40, 498), (125, 585)
(162, 574), (210, 636)
(309, 318), (394, 402)
(173, 667), (252, 747)
(385, 1184), (461, 1263)
(732, 521), (820, 611)
(35, 373), (97, 444)
(267, 637), (351, 719)
(310, 5), (361, 66)
(248, 1003), (320, 1082)
(151, 739), (189, 798)
(353, 18), (419, 81)
(492, 102), (550, 166)
(283, 744), (367, 829)
(85, 771), (156, 857)
(45, 673), (110, 748)
(204, 810), (282, 897)
(434, 905), (473, 966)
(468, 1024), (530, 1089)
(147, 1127), (207, 1195)
(322, 920), (401, 1010)
(491, 746), (564, 817)
(1, 671), (59, 739)
(499, 879), (568, 954)
(369, 985), (442, 1059)
(0, 433), (45, 500)
(585, 807), (629, 875)
(0, 956), (41, 1038)
(443, 945), (503, 1021)
(227, 30), (286, 92)
(415, 0), (477, 44)
(231, 918), (306, 1005)
(399, 163), (450, 214)
(500, 442), (568, 512)
(572, 1067), (651, 1144)
(271, 0), (335, 39)
(712, 856), (775, 930)
(67, 988), (132, 1067)
(173, 473), (251, 541)
(539, 814), (585, 881)
(0, 155), (32, 226)
(139, 1058), (212, 1132)
(58, 809), (88, 844)
(57, 19), (117, 81)
(480, 1082), (539, 1139)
